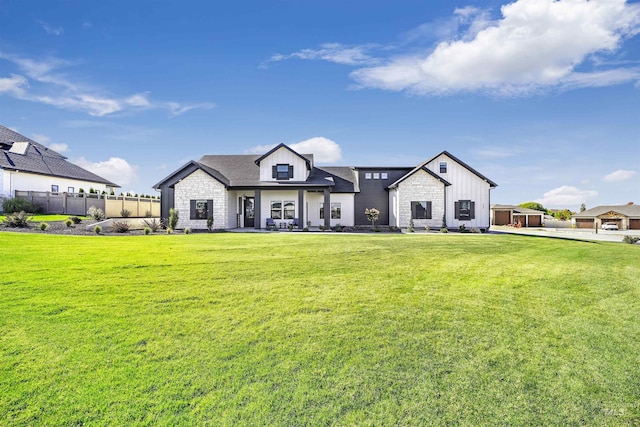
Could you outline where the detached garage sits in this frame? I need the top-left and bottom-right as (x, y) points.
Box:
(572, 203), (640, 231)
(491, 205), (545, 227)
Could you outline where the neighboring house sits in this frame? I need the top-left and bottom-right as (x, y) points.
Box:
(491, 204), (545, 227)
(0, 125), (119, 208)
(154, 143), (497, 231)
(572, 203), (640, 230)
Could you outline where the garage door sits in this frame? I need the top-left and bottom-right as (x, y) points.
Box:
(575, 218), (594, 229)
(528, 215), (542, 227)
(629, 219), (640, 230)
(494, 211), (510, 225)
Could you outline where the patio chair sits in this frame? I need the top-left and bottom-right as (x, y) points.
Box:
(266, 218), (276, 230)
(292, 218), (299, 228)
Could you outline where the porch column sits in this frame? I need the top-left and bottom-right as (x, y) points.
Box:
(324, 189), (331, 229)
(298, 189), (304, 229)
(254, 189), (261, 229)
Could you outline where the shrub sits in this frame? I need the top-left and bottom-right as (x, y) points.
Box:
(207, 216), (214, 232)
(39, 222), (49, 231)
(3, 198), (41, 214)
(65, 219), (73, 227)
(166, 228), (172, 235)
(87, 206), (105, 220)
(78, 188), (84, 193)
(303, 227), (309, 232)
(93, 225), (102, 234)
(144, 227), (152, 235)
(120, 209), (132, 218)
(622, 235), (640, 244)
(184, 227), (191, 235)
(333, 224), (343, 232)
(365, 208), (380, 227)
(440, 227), (448, 233)
(142, 218), (162, 232)
(111, 221), (130, 233)
(144, 210), (153, 218)
(471, 227), (481, 233)
(4, 211), (30, 228)
(69, 216), (82, 224)
(408, 218), (415, 233)
(169, 208), (179, 230)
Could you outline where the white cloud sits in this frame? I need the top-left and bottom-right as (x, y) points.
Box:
(48, 143), (69, 153)
(266, 43), (380, 67)
(604, 169), (637, 182)
(37, 20), (63, 36)
(535, 185), (598, 208)
(75, 157), (138, 186)
(246, 137), (343, 163)
(0, 52), (213, 117)
(31, 133), (50, 143)
(350, 0), (640, 95)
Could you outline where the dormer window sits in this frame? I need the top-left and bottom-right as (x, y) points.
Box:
(273, 164), (293, 180)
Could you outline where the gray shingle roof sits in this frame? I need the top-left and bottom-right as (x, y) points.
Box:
(0, 125), (119, 187)
(491, 204), (545, 215)
(573, 204), (640, 218)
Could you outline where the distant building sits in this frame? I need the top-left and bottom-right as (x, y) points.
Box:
(0, 125), (118, 208)
(572, 203), (640, 230)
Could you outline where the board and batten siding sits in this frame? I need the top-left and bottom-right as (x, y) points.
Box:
(259, 146), (309, 182)
(424, 154), (492, 229)
(392, 170), (446, 229)
(174, 169), (227, 230)
(306, 192), (355, 227)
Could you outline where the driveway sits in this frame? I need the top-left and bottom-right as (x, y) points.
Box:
(490, 226), (640, 243)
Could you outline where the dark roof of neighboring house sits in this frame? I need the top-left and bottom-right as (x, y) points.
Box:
(154, 154), (358, 193)
(0, 125), (119, 187)
(388, 166), (451, 189)
(572, 204), (640, 218)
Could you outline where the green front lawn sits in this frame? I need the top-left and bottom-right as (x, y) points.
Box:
(1, 233), (638, 425)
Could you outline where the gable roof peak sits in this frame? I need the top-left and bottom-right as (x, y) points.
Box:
(254, 143), (311, 169)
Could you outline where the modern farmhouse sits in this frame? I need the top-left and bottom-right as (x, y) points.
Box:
(154, 144), (497, 231)
(0, 125), (119, 206)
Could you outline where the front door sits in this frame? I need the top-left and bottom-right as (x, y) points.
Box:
(244, 197), (255, 228)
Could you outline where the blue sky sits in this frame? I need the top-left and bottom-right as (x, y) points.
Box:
(1, 0), (638, 209)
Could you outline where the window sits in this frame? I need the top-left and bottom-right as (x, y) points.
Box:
(51, 185), (59, 192)
(283, 200), (295, 219)
(320, 202), (341, 219)
(373, 172), (380, 179)
(440, 162), (447, 173)
(190, 199), (211, 220)
(270, 201), (282, 219)
(455, 200), (475, 221)
(68, 187), (74, 193)
(270, 200), (296, 219)
(273, 164), (293, 180)
(411, 201), (432, 219)
(381, 172), (388, 179)
(365, 173), (372, 179)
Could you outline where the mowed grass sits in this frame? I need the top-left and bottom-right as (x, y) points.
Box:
(1, 232), (639, 426)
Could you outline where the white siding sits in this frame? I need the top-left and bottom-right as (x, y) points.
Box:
(3, 170), (109, 197)
(395, 170), (446, 229)
(424, 154), (492, 229)
(259, 147), (309, 182)
(306, 193), (355, 227)
(174, 169), (228, 230)
(260, 190), (300, 228)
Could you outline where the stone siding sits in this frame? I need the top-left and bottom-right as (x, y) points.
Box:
(397, 170), (445, 229)
(174, 170), (227, 229)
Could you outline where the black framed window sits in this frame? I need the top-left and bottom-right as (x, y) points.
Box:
(68, 187), (74, 193)
(381, 172), (388, 179)
(320, 202), (341, 219)
(455, 200), (475, 221)
(51, 185), (59, 192)
(270, 201), (282, 219)
(411, 201), (432, 219)
(273, 164), (293, 180)
(190, 199), (212, 220)
(440, 162), (447, 173)
(283, 201), (295, 219)
(365, 173), (372, 179)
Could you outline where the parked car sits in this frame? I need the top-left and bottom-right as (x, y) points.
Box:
(601, 222), (619, 230)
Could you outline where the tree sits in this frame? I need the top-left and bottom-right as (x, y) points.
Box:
(580, 203), (586, 212)
(365, 208), (379, 227)
(518, 202), (547, 213)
